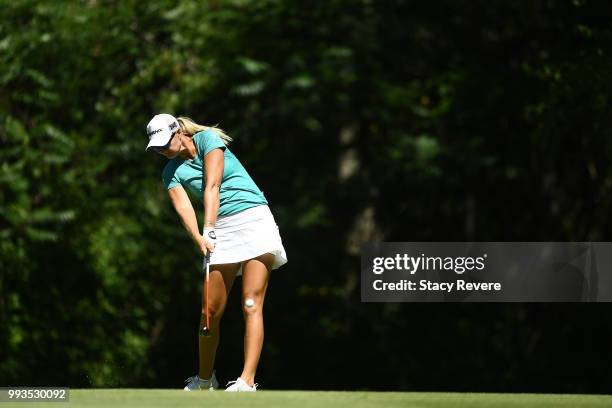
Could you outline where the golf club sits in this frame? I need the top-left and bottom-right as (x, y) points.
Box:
(199, 251), (211, 337)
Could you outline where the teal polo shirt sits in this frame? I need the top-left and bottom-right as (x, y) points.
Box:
(161, 129), (268, 216)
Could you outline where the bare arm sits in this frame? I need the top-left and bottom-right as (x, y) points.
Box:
(203, 148), (224, 228)
(168, 185), (205, 253)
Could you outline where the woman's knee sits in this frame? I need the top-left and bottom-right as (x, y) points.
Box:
(202, 303), (225, 323)
(202, 292), (228, 323)
(202, 264), (239, 322)
(241, 291), (264, 316)
(240, 254), (273, 316)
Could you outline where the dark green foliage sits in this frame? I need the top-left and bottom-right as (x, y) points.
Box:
(1, 0), (611, 392)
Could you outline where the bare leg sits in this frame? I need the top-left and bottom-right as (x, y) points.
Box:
(198, 262), (240, 379)
(239, 253), (274, 386)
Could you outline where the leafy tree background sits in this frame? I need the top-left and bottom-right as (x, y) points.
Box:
(1, 0), (611, 392)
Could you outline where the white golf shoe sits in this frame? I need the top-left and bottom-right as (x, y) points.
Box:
(224, 377), (258, 392)
(183, 371), (219, 391)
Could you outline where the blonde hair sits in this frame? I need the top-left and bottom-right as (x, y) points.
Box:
(177, 116), (232, 145)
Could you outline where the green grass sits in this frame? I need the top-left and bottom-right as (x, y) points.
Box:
(4, 390), (611, 408)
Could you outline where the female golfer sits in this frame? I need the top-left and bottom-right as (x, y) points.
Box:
(145, 113), (287, 392)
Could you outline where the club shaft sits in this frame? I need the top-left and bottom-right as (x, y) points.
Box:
(205, 253), (210, 330)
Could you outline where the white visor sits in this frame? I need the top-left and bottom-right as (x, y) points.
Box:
(145, 113), (180, 151)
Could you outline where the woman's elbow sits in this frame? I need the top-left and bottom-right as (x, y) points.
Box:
(205, 181), (221, 191)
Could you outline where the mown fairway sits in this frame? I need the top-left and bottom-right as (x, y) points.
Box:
(3, 390), (611, 408)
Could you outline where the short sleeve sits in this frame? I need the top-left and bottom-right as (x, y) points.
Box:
(193, 129), (226, 158)
(161, 161), (181, 190)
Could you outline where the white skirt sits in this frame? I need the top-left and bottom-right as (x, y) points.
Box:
(207, 204), (288, 275)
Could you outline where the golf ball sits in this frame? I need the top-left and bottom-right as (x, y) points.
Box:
(245, 298), (255, 308)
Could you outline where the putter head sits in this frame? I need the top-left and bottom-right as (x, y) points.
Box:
(199, 326), (211, 337)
